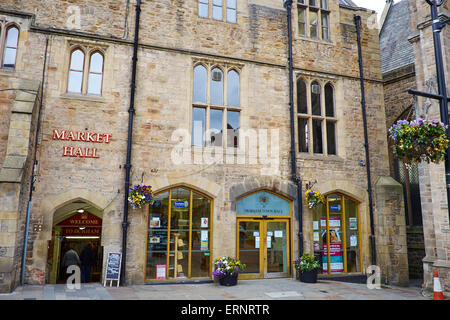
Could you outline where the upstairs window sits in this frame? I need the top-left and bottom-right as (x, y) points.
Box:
(297, 78), (337, 155)
(1, 25), (20, 69)
(199, 0), (237, 23)
(67, 47), (105, 96)
(297, 0), (330, 41)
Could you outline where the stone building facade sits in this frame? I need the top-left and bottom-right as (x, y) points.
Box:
(0, 0), (408, 293)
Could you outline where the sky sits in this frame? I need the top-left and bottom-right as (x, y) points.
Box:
(352, 0), (402, 20)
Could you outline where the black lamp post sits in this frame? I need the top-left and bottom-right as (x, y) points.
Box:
(409, 0), (449, 220)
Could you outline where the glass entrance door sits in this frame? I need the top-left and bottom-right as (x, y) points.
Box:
(237, 218), (290, 279)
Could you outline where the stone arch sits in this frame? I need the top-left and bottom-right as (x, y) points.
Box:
(40, 188), (109, 242)
(144, 175), (221, 199)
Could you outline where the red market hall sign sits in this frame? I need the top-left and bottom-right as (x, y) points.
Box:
(52, 129), (112, 159)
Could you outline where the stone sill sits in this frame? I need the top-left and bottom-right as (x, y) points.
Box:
(60, 93), (106, 103)
(297, 153), (344, 162)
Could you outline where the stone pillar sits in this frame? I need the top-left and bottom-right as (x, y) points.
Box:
(374, 176), (409, 286)
(0, 79), (40, 293)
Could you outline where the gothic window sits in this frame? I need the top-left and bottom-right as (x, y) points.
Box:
(1, 25), (19, 69)
(297, 79), (337, 155)
(87, 51), (104, 95)
(192, 63), (241, 148)
(68, 49), (85, 94)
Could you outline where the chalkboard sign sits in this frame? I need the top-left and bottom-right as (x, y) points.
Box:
(104, 252), (122, 287)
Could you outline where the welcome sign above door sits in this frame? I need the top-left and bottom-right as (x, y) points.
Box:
(237, 191), (291, 216)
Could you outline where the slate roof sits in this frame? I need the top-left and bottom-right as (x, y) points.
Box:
(379, 0), (415, 74)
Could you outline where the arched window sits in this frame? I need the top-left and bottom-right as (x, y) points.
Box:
(297, 79), (307, 114)
(312, 193), (362, 275)
(145, 187), (213, 281)
(210, 67), (223, 105)
(227, 69), (239, 107)
(325, 83), (334, 117)
(311, 81), (321, 116)
(67, 49), (85, 94)
(2, 26), (19, 69)
(193, 64), (207, 103)
(87, 51), (104, 95)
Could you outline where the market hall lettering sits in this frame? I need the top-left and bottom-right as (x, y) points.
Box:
(52, 129), (112, 158)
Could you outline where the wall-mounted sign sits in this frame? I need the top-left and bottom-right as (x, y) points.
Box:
(330, 205), (341, 212)
(173, 201), (189, 208)
(53, 129), (112, 159)
(237, 191), (291, 216)
(61, 227), (101, 236)
(56, 211), (102, 227)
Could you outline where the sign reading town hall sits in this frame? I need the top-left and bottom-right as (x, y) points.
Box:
(52, 129), (112, 158)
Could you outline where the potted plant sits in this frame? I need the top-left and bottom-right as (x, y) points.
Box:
(389, 119), (449, 166)
(212, 256), (246, 286)
(128, 184), (154, 209)
(305, 189), (324, 209)
(294, 253), (320, 283)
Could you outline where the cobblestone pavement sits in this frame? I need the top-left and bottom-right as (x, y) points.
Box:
(0, 278), (430, 300)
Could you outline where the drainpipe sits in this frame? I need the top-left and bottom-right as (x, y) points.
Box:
(121, 0), (141, 286)
(284, 0), (304, 258)
(354, 15), (376, 266)
(21, 36), (49, 285)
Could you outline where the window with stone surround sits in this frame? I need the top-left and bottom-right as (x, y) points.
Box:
(198, 0), (237, 23)
(297, 0), (330, 40)
(192, 63), (240, 148)
(297, 78), (337, 155)
(67, 46), (104, 96)
(0, 23), (20, 70)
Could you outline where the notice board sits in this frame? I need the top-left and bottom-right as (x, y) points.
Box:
(104, 252), (122, 287)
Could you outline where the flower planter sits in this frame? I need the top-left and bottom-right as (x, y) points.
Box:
(218, 273), (238, 286)
(299, 269), (318, 284)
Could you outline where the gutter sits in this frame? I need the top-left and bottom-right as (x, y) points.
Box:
(121, 0), (141, 286)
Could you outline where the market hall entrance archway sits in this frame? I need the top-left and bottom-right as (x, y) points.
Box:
(236, 190), (292, 279)
(46, 200), (103, 284)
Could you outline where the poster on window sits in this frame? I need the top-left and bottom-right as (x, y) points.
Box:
(321, 217), (344, 273)
(156, 265), (166, 280)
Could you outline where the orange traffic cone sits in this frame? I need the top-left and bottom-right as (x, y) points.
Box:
(433, 269), (445, 300)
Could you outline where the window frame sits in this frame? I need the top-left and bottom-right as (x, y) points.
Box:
(192, 62), (241, 149)
(1, 23), (20, 70)
(67, 47), (86, 94)
(296, 0), (330, 41)
(296, 77), (337, 156)
(198, 0), (237, 23)
(87, 50), (105, 96)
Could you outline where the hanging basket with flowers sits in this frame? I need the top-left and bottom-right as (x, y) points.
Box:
(389, 119), (449, 166)
(305, 189), (324, 209)
(128, 185), (154, 209)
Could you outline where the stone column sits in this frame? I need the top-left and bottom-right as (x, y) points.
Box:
(0, 79), (40, 293)
(374, 176), (409, 286)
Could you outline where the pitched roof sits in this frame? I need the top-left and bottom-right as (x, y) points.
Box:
(339, 0), (357, 6)
(379, 0), (415, 74)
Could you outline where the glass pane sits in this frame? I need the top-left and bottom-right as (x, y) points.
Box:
(199, 3), (208, 17)
(210, 68), (223, 105)
(326, 121), (336, 155)
(67, 70), (83, 93)
(309, 0), (317, 6)
(146, 192), (170, 280)
(298, 22), (305, 36)
(227, 70), (240, 107)
(322, 14), (329, 40)
(228, 0), (236, 9)
(266, 222), (288, 273)
(297, 80), (307, 114)
(227, 110), (239, 148)
(345, 198), (360, 273)
(312, 119), (323, 154)
(89, 52), (103, 73)
(169, 188), (191, 279)
(310, 12), (318, 38)
(213, 2), (222, 21)
(238, 221), (260, 274)
(311, 82), (321, 115)
(210, 109), (223, 147)
(321, 0), (328, 10)
(326, 194), (344, 274)
(70, 49), (84, 71)
(2, 47), (17, 68)
(193, 65), (207, 103)
(298, 118), (309, 153)
(87, 73), (102, 95)
(191, 192), (211, 278)
(5, 27), (19, 47)
(192, 107), (205, 146)
(325, 83), (334, 117)
(227, 9), (236, 23)
(312, 202), (326, 274)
